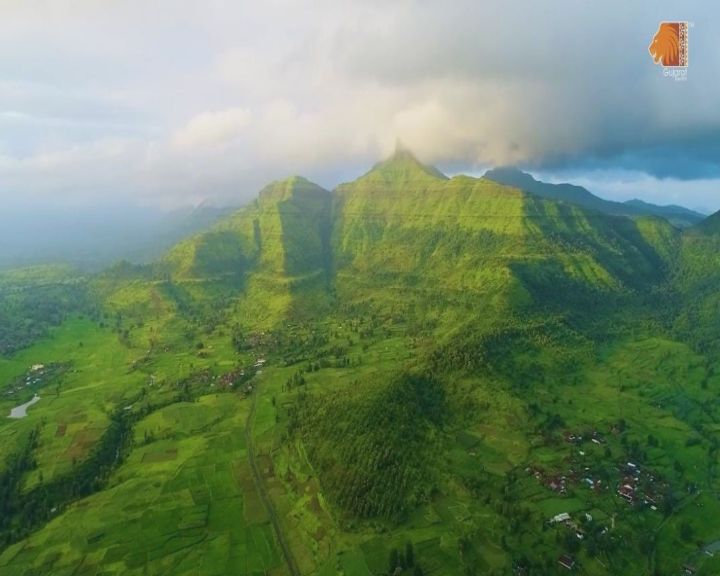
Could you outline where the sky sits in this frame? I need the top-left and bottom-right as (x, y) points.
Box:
(1, 0), (719, 213)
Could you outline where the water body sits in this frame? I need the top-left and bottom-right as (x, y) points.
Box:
(8, 394), (41, 418)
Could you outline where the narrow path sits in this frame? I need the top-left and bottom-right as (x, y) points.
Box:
(245, 380), (301, 576)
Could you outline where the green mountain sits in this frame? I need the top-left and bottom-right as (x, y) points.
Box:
(156, 176), (332, 326)
(1, 152), (720, 576)
(484, 166), (706, 228)
(334, 152), (675, 327)
(671, 209), (720, 353)
(163, 176), (330, 279)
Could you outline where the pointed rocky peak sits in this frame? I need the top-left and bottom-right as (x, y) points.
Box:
(363, 147), (448, 183)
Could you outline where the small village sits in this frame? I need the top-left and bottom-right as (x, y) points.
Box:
(529, 426), (667, 509)
(2, 362), (67, 398)
(212, 357), (266, 397)
(522, 425), (675, 572)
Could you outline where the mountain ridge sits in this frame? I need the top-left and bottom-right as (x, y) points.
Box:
(484, 166), (705, 228)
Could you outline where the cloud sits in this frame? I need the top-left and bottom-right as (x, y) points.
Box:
(172, 108), (251, 151)
(0, 0), (718, 209)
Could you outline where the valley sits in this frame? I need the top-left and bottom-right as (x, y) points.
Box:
(0, 152), (719, 576)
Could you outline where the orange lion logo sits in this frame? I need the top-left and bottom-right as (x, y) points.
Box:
(649, 22), (688, 67)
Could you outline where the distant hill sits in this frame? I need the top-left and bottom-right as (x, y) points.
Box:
(693, 208), (720, 235)
(124, 204), (236, 263)
(484, 166), (705, 228)
(624, 198), (707, 227)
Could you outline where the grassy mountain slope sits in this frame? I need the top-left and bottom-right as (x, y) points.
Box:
(163, 177), (330, 280)
(334, 152), (675, 336)
(672, 211), (720, 352)
(292, 152), (686, 543)
(153, 176), (332, 327)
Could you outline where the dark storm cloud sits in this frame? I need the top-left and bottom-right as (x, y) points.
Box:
(519, 131), (720, 181)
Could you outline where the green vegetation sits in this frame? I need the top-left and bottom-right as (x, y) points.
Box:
(291, 372), (444, 520)
(1, 151), (720, 575)
(0, 266), (91, 355)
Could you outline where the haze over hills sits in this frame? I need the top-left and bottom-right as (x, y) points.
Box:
(0, 204), (235, 271)
(1, 150), (720, 576)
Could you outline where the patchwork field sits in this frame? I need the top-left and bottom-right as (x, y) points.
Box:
(2, 302), (720, 576)
(0, 393), (284, 575)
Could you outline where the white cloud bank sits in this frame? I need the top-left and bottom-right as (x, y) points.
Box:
(172, 108), (251, 151)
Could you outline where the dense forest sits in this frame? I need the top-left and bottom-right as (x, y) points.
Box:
(0, 269), (91, 355)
